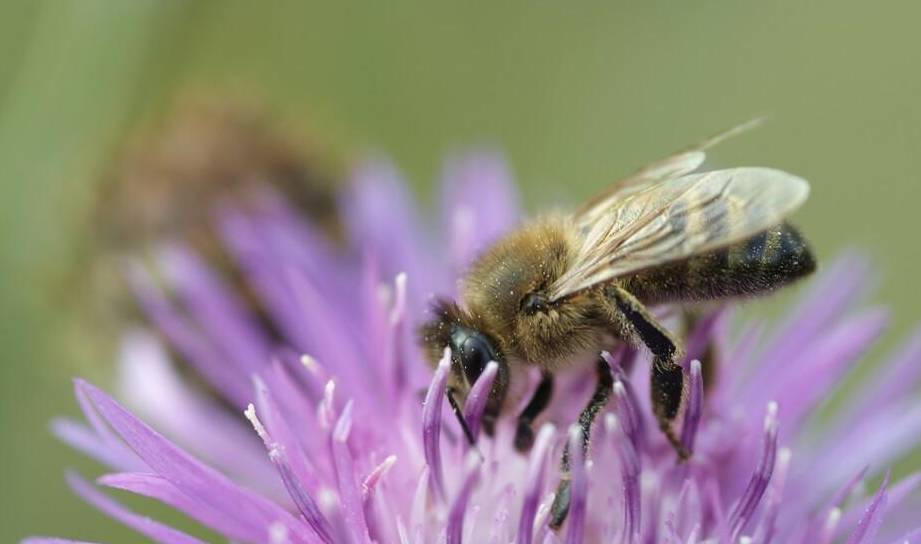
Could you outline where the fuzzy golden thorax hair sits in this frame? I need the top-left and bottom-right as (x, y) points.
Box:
(440, 217), (612, 369)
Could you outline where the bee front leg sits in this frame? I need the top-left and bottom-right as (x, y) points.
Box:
(549, 358), (613, 530)
(604, 285), (690, 460)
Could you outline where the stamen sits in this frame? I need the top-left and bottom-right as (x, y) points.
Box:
(385, 272), (409, 397)
(532, 499), (553, 544)
(827, 466), (870, 513)
(244, 404), (335, 544)
(564, 426), (588, 544)
(847, 472), (890, 544)
(330, 401), (372, 544)
(752, 447), (792, 544)
(462, 361), (499, 441)
(608, 414), (641, 544)
(680, 360), (704, 455)
(300, 354), (320, 375)
(612, 381), (645, 455)
(446, 452), (481, 544)
(362, 455), (398, 500)
(422, 349), (450, 501)
(244, 404), (271, 447)
(389, 272), (407, 326)
(603, 350), (647, 451)
(332, 400), (353, 443)
(410, 467), (430, 538)
(273, 351), (327, 404)
(818, 507), (842, 544)
(318, 380), (337, 430)
(269, 521), (289, 544)
(516, 424), (556, 544)
(729, 401), (779, 540)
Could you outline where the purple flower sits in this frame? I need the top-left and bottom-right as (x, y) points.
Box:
(29, 151), (921, 543)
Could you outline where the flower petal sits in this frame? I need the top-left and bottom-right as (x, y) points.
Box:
(117, 331), (278, 490)
(124, 262), (252, 407)
(439, 151), (520, 268)
(838, 326), (921, 426)
(156, 244), (271, 377)
(761, 252), (874, 367)
(50, 418), (140, 472)
(755, 309), (888, 433)
(76, 380), (316, 544)
(66, 471), (207, 544)
(341, 158), (443, 310)
(98, 472), (243, 540)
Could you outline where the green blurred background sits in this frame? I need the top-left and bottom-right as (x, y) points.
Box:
(2, 1), (919, 541)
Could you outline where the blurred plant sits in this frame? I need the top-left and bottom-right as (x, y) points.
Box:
(79, 98), (341, 346)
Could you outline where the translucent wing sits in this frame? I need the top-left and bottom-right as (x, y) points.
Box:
(548, 167), (810, 300)
(576, 118), (765, 226)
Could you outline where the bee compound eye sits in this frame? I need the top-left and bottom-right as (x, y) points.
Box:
(450, 326), (499, 385)
(460, 335), (490, 382)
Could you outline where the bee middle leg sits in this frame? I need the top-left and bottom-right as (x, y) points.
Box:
(549, 357), (614, 529)
(514, 372), (554, 452)
(605, 285), (689, 460)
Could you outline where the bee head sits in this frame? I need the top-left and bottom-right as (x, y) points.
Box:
(420, 298), (509, 432)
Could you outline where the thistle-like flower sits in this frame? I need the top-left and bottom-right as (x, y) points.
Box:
(27, 153), (921, 543)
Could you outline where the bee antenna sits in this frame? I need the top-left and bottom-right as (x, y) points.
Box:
(446, 388), (484, 460)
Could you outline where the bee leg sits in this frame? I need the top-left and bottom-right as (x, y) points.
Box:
(446, 387), (479, 447)
(549, 358), (613, 530)
(606, 286), (690, 460)
(514, 372), (554, 452)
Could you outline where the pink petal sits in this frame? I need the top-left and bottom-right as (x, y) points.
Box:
(67, 471), (207, 544)
(76, 380), (316, 544)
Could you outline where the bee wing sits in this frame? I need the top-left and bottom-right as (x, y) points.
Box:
(548, 167), (810, 300)
(577, 118), (765, 224)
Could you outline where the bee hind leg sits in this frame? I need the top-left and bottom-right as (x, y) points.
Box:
(514, 372), (554, 452)
(549, 358), (613, 530)
(605, 285), (690, 460)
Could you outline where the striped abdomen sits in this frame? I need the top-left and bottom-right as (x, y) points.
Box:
(620, 222), (816, 305)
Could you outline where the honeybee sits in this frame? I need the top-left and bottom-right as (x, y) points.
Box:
(420, 120), (815, 527)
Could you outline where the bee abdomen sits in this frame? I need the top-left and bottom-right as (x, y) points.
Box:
(729, 222), (815, 278)
(622, 222), (815, 304)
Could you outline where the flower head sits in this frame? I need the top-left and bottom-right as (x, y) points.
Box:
(30, 152), (921, 543)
